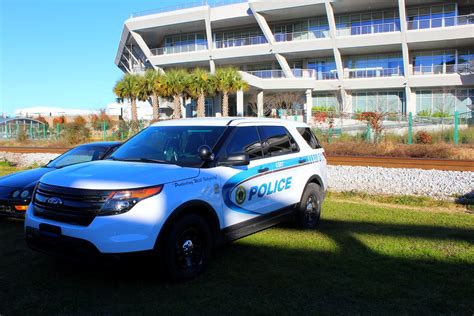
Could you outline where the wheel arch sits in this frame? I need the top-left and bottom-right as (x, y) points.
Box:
(154, 200), (220, 250)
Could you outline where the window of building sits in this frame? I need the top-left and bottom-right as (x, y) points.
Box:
(406, 4), (456, 29)
(336, 10), (400, 36)
(353, 91), (405, 114)
(308, 58), (338, 80)
(312, 94), (340, 111)
(163, 33), (208, 53)
(257, 126), (298, 157)
(412, 50), (457, 74)
(343, 53), (404, 78)
(214, 28), (266, 48)
(415, 89), (474, 115)
(272, 17), (329, 42)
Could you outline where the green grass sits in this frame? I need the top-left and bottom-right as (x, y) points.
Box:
(1, 198), (473, 314)
(0, 161), (23, 177)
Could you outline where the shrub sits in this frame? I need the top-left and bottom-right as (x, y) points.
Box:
(90, 109), (113, 131)
(357, 112), (386, 143)
(62, 122), (90, 145)
(312, 105), (336, 112)
(432, 111), (451, 118)
(415, 130), (432, 144)
(417, 110), (431, 117)
(16, 126), (28, 143)
(34, 115), (49, 129)
(52, 115), (66, 127)
(74, 115), (87, 126)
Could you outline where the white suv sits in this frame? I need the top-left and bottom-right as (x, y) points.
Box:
(25, 118), (327, 280)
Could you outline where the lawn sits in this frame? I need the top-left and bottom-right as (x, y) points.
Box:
(0, 161), (24, 177)
(1, 197), (473, 314)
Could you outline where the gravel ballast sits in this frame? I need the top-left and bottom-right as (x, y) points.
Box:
(327, 165), (473, 199)
(0, 152), (472, 199)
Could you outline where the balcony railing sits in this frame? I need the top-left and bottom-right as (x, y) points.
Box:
(131, 0), (247, 18)
(214, 35), (267, 49)
(274, 30), (329, 42)
(412, 64), (473, 75)
(407, 14), (474, 30)
(336, 21), (400, 37)
(314, 70), (338, 80)
(345, 67), (403, 79)
(150, 44), (208, 56)
(247, 69), (316, 79)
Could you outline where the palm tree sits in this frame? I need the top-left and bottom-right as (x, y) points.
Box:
(113, 73), (141, 125)
(215, 67), (248, 117)
(162, 69), (188, 119)
(140, 69), (165, 121)
(187, 68), (216, 117)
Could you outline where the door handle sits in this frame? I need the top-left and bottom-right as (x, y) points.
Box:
(299, 158), (307, 164)
(258, 167), (269, 173)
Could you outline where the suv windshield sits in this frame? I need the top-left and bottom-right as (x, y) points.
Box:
(110, 126), (226, 167)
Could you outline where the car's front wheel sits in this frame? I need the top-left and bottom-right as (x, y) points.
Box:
(295, 183), (323, 229)
(161, 214), (212, 282)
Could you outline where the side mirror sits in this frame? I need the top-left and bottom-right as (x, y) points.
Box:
(217, 153), (250, 167)
(198, 145), (214, 161)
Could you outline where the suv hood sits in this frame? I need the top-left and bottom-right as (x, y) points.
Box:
(40, 160), (200, 190)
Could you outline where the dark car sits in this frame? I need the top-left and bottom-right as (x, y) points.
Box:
(0, 142), (121, 219)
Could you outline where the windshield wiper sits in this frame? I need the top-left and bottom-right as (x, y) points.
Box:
(108, 157), (167, 164)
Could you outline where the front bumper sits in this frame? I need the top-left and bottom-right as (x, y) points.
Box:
(24, 195), (167, 254)
(0, 200), (29, 218)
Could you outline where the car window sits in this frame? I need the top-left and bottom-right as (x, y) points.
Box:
(297, 127), (322, 149)
(257, 126), (298, 157)
(220, 126), (263, 160)
(47, 146), (108, 168)
(110, 126), (226, 167)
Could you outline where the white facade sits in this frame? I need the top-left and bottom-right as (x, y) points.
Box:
(14, 106), (97, 118)
(105, 101), (154, 121)
(115, 0), (474, 119)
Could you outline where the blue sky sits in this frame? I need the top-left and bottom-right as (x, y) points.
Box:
(0, 0), (188, 115)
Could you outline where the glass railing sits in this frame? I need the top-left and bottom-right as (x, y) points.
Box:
(336, 21), (400, 36)
(407, 14), (474, 30)
(412, 64), (473, 75)
(274, 30), (329, 42)
(150, 44), (208, 55)
(247, 69), (316, 79)
(214, 35), (267, 49)
(313, 70), (338, 80)
(131, 0), (247, 18)
(345, 67), (403, 78)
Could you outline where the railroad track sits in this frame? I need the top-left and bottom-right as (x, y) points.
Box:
(0, 147), (473, 172)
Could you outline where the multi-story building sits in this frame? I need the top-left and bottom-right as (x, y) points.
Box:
(115, 0), (474, 121)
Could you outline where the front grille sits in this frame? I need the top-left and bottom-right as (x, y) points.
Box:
(33, 183), (113, 226)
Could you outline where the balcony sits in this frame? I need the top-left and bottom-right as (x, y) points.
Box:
(247, 69), (316, 79)
(150, 44), (208, 56)
(131, 0), (247, 18)
(214, 35), (267, 49)
(412, 64), (473, 75)
(345, 67), (403, 79)
(336, 21), (400, 37)
(274, 30), (329, 42)
(407, 14), (474, 30)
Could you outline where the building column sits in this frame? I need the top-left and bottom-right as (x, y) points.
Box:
(237, 89), (244, 116)
(405, 86), (416, 115)
(342, 90), (352, 113)
(399, 0), (413, 116)
(257, 91), (264, 118)
(274, 53), (295, 78)
(305, 89), (313, 123)
(209, 59), (216, 74)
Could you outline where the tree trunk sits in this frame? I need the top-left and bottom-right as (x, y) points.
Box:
(152, 94), (159, 121)
(131, 98), (138, 122)
(173, 95), (181, 119)
(222, 92), (229, 117)
(197, 93), (206, 117)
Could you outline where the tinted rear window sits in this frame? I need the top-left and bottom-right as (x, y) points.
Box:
(257, 126), (298, 157)
(297, 127), (322, 149)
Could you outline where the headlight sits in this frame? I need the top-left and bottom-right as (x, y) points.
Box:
(12, 190), (20, 198)
(20, 190), (30, 199)
(98, 185), (163, 216)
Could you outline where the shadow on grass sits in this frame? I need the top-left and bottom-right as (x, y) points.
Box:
(0, 217), (473, 314)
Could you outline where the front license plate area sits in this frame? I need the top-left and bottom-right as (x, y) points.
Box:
(39, 223), (62, 238)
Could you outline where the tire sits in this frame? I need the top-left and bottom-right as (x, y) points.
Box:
(160, 214), (212, 282)
(295, 183), (323, 229)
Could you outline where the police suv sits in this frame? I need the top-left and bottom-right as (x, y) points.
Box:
(25, 118), (327, 280)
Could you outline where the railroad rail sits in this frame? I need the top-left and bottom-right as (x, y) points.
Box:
(0, 147), (472, 172)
